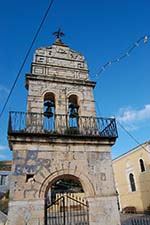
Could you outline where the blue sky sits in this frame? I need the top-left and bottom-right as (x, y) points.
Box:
(0, 0), (150, 160)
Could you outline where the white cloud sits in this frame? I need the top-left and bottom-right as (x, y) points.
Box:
(0, 84), (9, 94)
(117, 104), (150, 123)
(0, 154), (7, 160)
(0, 145), (8, 151)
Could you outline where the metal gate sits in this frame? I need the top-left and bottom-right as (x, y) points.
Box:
(45, 194), (89, 225)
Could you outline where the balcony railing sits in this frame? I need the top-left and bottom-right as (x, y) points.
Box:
(8, 112), (118, 138)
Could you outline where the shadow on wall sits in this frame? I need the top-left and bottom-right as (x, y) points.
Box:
(138, 165), (150, 214)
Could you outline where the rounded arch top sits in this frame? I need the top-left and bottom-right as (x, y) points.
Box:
(43, 91), (55, 101)
(139, 158), (146, 172)
(68, 94), (78, 105)
(38, 169), (95, 199)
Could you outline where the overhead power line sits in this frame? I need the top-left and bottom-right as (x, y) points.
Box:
(92, 35), (150, 79)
(0, 0), (55, 119)
(117, 120), (150, 154)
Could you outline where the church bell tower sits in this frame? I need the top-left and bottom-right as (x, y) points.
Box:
(8, 31), (120, 225)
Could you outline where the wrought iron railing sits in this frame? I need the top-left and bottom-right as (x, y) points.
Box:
(8, 111), (118, 138)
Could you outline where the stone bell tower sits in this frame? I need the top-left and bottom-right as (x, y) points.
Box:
(8, 31), (120, 225)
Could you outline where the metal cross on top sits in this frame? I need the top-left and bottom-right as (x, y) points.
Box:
(53, 28), (65, 40)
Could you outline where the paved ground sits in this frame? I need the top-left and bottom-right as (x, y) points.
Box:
(120, 213), (145, 222)
(0, 211), (7, 225)
(120, 213), (150, 225)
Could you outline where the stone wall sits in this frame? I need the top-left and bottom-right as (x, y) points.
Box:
(7, 136), (120, 225)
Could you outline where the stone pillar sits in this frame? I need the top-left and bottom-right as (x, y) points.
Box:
(7, 200), (44, 225)
(88, 196), (120, 225)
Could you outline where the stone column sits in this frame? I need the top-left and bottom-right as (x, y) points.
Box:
(88, 196), (121, 225)
(7, 199), (45, 225)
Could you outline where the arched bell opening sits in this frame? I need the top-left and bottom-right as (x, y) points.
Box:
(43, 92), (55, 131)
(68, 95), (79, 130)
(45, 174), (89, 225)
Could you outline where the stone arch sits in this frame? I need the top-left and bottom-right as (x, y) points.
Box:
(40, 91), (56, 111)
(67, 91), (82, 103)
(68, 94), (79, 124)
(67, 92), (82, 116)
(41, 89), (57, 99)
(68, 94), (79, 105)
(43, 92), (55, 121)
(38, 169), (95, 199)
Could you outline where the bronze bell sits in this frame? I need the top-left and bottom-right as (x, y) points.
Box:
(44, 101), (54, 118)
(69, 103), (79, 118)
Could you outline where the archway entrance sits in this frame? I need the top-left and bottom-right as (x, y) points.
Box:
(45, 175), (89, 225)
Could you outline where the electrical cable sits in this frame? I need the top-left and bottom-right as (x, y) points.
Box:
(117, 119), (150, 153)
(0, 0), (55, 119)
(91, 34), (150, 153)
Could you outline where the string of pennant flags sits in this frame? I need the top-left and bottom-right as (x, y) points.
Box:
(92, 34), (150, 153)
(92, 35), (150, 79)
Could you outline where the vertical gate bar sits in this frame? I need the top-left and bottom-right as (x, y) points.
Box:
(56, 201), (59, 224)
(52, 204), (54, 225)
(84, 201), (87, 225)
(60, 197), (61, 225)
(49, 206), (51, 225)
(47, 207), (49, 225)
(87, 206), (90, 225)
(68, 195), (69, 225)
(61, 197), (63, 225)
(45, 199), (47, 225)
(80, 200), (82, 225)
(69, 195), (72, 225)
(59, 198), (61, 225)
(48, 206), (49, 225)
(137, 219), (140, 225)
(82, 199), (84, 225)
(72, 195), (75, 225)
(131, 219), (135, 225)
(66, 195), (68, 225)
(56, 201), (58, 225)
(60, 198), (62, 225)
(55, 203), (56, 225)
(51, 205), (52, 225)
(143, 218), (146, 225)
(85, 204), (87, 225)
(79, 198), (81, 225)
(84, 204), (86, 225)
(68, 195), (70, 225)
(76, 197), (78, 225)
(63, 196), (66, 225)
(73, 195), (75, 225)
(70, 196), (72, 225)
(55, 202), (56, 225)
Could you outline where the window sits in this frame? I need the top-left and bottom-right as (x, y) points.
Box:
(44, 92), (55, 118)
(68, 95), (79, 128)
(0, 175), (7, 185)
(43, 92), (55, 131)
(139, 159), (145, 172)
(129, 173), (136, 192)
